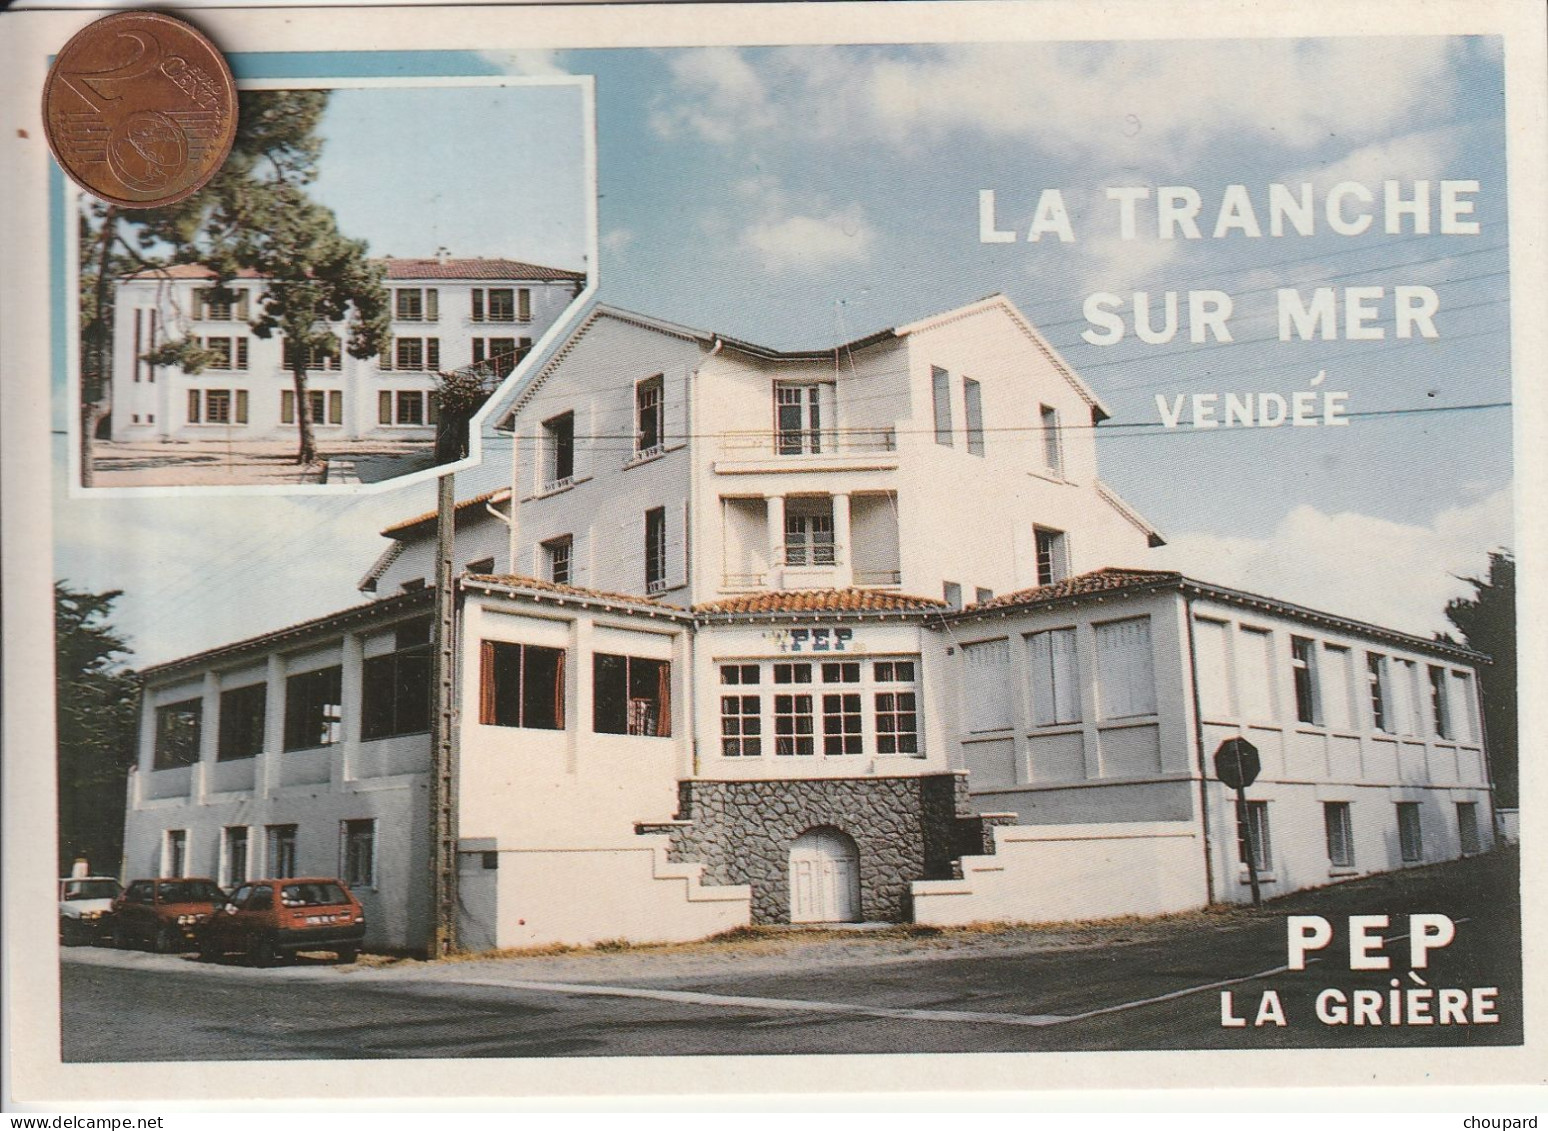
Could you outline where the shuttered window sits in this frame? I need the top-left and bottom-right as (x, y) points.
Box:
(1236, 627), (1274, 721)
(962, 639), (1012, 733)
(1095, 617), (1156, 719)
(1028, 627), (1080, 726)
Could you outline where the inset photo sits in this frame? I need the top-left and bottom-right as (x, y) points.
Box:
(74, 78), (593, 489)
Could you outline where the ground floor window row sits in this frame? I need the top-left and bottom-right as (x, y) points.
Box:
(174, 387), (441, 428)
(719, 658), (922, 757)
(478, 642), (673, 737)
(156, 819), (376, 889)
(1234, 798), (1485, 877)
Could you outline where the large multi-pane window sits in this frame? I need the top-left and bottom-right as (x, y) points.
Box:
(719, 664), (762, 757)
(723, 658), (921, 758)
(282, 337), (341, 371)
(283, 389), (344, 426)
(1095, 617), (1157, 719)
(1397, 802), (1424, 863)
(873, 660), (918, 755)
(1237, 800), (1272, 873)
(636, 375), (665, 455)
(1324, 802), (1354, 868)
(394, 287), (437, 322)
(1291, 636), (1322, 725)
(784, 499), (835, 566)
(361, 620), (431, 741)
(479, 641), (565, 730)
(188, 388), (249, 425)
(200, 336), (248, 370)
(1028, 627), (1081, 726)
(593, 654), (672, 737)
(217, 683), (266, 761)
(388, 336), (440, 371)
(775, 384), (822, 455)
(154, 699), (202, 769)
(195, 287), (248, 322)
(283, 666), (343, 751)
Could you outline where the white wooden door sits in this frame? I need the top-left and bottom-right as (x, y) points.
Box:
(789, 829), (861, 923)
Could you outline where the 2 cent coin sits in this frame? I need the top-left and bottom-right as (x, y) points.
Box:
(42, 11), (238, 209)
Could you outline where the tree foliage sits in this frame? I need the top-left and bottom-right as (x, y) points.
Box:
(1443, 550), (1517, 808)
(56, 583), (140, 876)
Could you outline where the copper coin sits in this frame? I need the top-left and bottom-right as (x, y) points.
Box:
(42, 11), (238, 209)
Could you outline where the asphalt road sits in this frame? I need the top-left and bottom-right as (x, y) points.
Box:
(61, 850), (1521, 1060)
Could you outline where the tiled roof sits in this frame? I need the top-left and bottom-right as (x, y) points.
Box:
(964, 568), (1183, 613)
(465, 573), (681, 612)
(694, 589), (948, 616)
(380, 488), (512, 539)
(125, 258), (584, 284)
(382, 257), (584, 281)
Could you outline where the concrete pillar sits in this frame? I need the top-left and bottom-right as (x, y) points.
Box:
(568, 616), (593, 776)
(195, 670), (219, 804)
(831, 492), (852, 588)
(337, 631), (364, 789)
(765, 494), (785, 588)
(260, 653), (285, 798)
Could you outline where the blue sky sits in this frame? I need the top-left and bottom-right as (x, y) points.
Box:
(55, 38), (1514, 665)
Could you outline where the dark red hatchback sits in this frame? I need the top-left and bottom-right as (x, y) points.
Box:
(197, 878), (365, 966)
(110, 878), (225, 953)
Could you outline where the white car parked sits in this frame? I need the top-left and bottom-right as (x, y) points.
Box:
(59, 876), (122, 945)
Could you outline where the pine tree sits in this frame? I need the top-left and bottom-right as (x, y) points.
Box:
(1444, 550), (1517, 808)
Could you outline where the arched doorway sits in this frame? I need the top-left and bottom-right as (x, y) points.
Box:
(788, 827), (861, 923)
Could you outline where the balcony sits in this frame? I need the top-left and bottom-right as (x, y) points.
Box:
(714, 428), (899, 475)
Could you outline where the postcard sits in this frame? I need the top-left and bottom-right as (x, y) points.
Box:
(2, 0), (1545, 1110)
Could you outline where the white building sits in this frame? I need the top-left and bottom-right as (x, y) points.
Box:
(120, 295), (1497, 952)
(108, 254), (585, 443)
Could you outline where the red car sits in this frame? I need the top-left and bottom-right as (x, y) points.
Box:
(110, 877), (225, 953)
(196, 878), (365, 966)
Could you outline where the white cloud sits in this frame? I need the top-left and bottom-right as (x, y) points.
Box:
(743, 207), (876, 274)
(656, 41), (1460, 167)
(474, 49), (567, 76)
(602, 228), (636, 255)
(1298, 126), (1465, 193)
(1149, 487), (1512, 638)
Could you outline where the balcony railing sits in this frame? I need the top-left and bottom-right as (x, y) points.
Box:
(852, 568), (902, 586)
(719, 428), (897, 459)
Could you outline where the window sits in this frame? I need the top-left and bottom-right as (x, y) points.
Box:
(283, 666), (343, 751)
(196, 287), (247, 321)
(187, 388), (248, 425)
(217, 683), (266, 761)
(963, 377), (985, 456)
(645, 506), (668, 592)
(1397, 802), (1423, 863)
(1029, 627), (1081, 726)
(931, 366), (952, 445)
(361, 620), (431, 741)
(1040, 404), (1064, 476)
(1367, 653), (1392, 733)
(165, 830), (188, 877)
(282, 337), (341, 371)
(378, 390), (436, 427)
(962, 639), (1012, 733)
(720, 665), (762, 757)
(471, 337), (518, 379)
(1454, 671), (1480, 742)
(1237, 627), (1275, 722)
(390, 337), (440, 371)
(593, 654), (672, 737)
(784, 498), (835, 566)
(518, 288), (531, 322)
(543, 536), (573, 585)
(479, 641), (565, 730)
(266, 824), (298, 879)
(154, 699), (202, 769)
(1096, 617), (1157, 719)
(222, 827), (249, 888)
(1429, 666), (1452, 739)
(874, 671), (918, 755)
(490, 287), (517, 322)
(283, 389), (343, 425)
(822, 692), (863, 755)
(636, 375), (665, 455)
(775, 384), (822, 455)
(1457, 802), (1480, 855)
(1324, 802), (1354, 868)
(200, 336), (247, 370)
(774, 662), (813, 684)
(1034, 527), (1070, 586)
(975, 587), (994, 605)
(543, 412), (576, 488)
(394, 287), (437, 322)
(1291, 637), (1322, 725)
(1393, 658), (1424, 736)
(1237, 801), (1271, 873)
(1323, 645), (1357, 731)
(943, 581), (963, 610)
(774, 692), (816, 756)
(342, 819), (376, 888)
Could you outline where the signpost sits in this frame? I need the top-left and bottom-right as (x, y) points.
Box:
(1214, 737), (1263, 906)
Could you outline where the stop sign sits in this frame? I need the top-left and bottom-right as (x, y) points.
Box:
(1214, 737), (1261, 790)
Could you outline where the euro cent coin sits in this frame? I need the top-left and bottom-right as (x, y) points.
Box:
(42, 11), (238, 209)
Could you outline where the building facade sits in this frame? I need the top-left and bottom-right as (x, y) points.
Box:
(119, 295), (1497, 952)
(109, 254), (585, 444)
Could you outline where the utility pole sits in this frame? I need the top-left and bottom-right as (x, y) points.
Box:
(428, 471), (459, 956)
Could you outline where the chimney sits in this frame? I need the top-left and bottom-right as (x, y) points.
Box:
(434, 247), (452, 265)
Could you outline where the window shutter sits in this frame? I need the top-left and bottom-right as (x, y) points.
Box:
(427, 394), (439, 425)
(380, 339), (392, 371)
(1028, 632), (1056, 726)
(518, 288), (532, 322)
(426, 289), (438, 322)
(235, 390), (249, 424)
(236, 338), (248, 370)
(427, 338), (440, 371)
(552, 649), (566, 729)
(963, 639), (1011, 732)
(471, 289), (483, 322)
(479, 641), (496, 725)
(187, 389), (201, 422)
(657, 662), (672, 738)
(1097, 618), (1155, 719)
(237, 291), (250, 320)
(329, 390), (343, 424)
(378, 391), (392, 425)
(281, 390), (295, 424)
